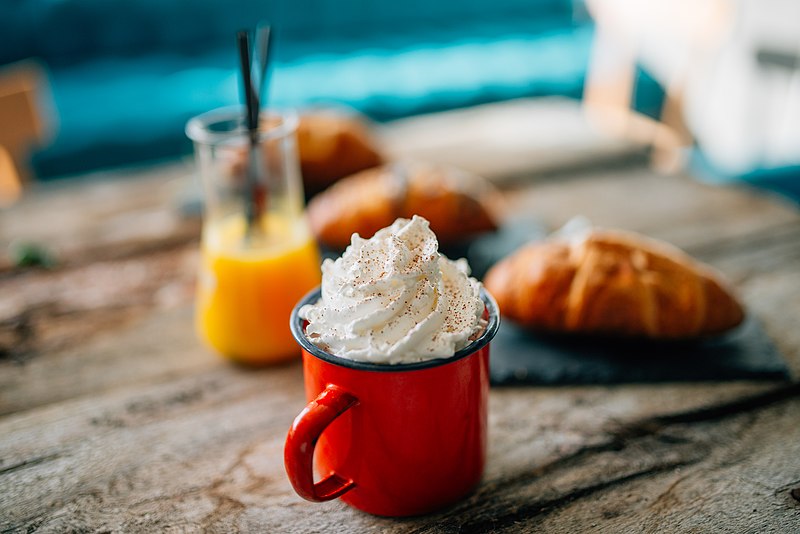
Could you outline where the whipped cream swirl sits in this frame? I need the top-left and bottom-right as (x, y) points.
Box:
(299, 216), (486, 364)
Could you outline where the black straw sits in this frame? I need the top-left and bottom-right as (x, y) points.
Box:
(236, 30), (260, 234)
(237, 31), (259, 132)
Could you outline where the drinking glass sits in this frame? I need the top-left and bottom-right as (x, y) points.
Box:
(186, 107), (321, 364)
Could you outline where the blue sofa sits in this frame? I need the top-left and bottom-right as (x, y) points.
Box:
(2, 0), (597, 179)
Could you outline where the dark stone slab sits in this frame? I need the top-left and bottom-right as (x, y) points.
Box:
(490, 316), (790, 385)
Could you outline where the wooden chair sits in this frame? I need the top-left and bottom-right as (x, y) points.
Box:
(0, 61), (50, 207)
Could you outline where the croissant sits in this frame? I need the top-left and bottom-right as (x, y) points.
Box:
(308, 162), (498, 249)
(484, 228), (745, 338)
(295, 112), (384, 195)
(220, 111), (383, 197)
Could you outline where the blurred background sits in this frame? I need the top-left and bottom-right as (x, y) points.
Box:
(0, 0), (798, 203)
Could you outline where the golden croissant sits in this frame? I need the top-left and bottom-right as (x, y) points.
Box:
(220, 111), (383, 196)
(308, 162), (498, 250)
(295, 112), (384, 196)
(484, 228), (745, 338)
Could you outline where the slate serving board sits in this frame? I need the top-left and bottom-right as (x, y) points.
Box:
(488, 316), (790, 385)
(466, 219), (790, 385)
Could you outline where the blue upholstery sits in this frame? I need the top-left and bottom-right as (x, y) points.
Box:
(1, 0), (592, 178)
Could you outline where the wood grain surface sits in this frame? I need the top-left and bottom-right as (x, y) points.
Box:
(1, 102), (799, 533)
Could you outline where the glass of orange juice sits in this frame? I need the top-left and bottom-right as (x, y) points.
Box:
(186, 108), (321, 365)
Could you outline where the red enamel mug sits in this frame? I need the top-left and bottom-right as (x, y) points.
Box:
(285, 287), (500, 517)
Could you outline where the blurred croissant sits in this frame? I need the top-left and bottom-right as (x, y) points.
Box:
(296, 112), (384, 195)
(484, 226), (745, 339)
(308, 162), (498, 249)
(221, 111), (383, 196)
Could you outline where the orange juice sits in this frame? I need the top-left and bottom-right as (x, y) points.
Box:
(196, 213), (321, 364)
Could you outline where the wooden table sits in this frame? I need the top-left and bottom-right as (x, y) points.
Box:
(2, 102), (800, 532)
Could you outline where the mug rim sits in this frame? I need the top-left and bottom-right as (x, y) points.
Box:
(290, 286), (500, 372)
(185, 105), (299, 145)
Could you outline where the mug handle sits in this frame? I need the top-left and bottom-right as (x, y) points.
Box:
(284, 385), (358, 501)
